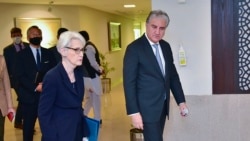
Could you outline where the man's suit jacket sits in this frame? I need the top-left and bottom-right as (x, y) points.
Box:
(14, 46), (56, 104)
(123, 34), (186, 122)
(3, 42), (29, 89)
(49, 46), (61, 64)
(38, 63), (85, 141)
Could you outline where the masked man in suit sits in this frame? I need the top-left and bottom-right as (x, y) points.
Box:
(14, 25), (56, 141)
(3, 27), (29, 129)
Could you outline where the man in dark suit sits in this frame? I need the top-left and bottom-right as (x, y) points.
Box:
(3, 27), (29, 129)
(15, 25), (56, 141)
(49, 27), (68, 63)
(123, 10), (189, 141)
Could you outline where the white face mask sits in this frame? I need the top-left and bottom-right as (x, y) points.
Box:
(12, 37), (22, 44)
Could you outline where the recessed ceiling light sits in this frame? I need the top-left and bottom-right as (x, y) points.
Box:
(124, 4), (136, 8)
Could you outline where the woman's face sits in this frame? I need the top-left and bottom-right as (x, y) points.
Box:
(65, 39), (84, 67)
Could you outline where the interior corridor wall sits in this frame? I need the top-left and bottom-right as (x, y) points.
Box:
(152, 0), (212, 95)
(78, 7), (135, 87)
(0, 3), (135, 87)
(0, 4), (81, 53)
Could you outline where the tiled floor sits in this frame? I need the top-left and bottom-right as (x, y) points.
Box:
(4, 84), (132, 141)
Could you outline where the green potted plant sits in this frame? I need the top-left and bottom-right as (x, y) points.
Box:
(99, 52), (115, 93)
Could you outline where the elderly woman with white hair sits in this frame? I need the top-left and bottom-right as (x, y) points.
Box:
(38, 31), (88, 141)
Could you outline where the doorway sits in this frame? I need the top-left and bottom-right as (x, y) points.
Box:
(212, 0), (250, 94)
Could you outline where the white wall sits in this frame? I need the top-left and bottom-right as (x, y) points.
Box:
(152, 0), (212, 95)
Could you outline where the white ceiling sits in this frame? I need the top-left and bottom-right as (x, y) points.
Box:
(0, 0), (151, 20)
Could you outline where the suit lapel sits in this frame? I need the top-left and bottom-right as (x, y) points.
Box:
(25, 47), (38, 69)
(38, 47), (50, 71)
(59, 64), (81, 95)
(75, 68), (84, 96)
(40, 47), (45, 70)
(141, 35), (165, 78)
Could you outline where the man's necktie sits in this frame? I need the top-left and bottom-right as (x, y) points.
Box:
(153, 44), (164, 75)
(36, 49), (41, 70)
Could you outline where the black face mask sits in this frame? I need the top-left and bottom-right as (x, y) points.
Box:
(29, 37), (42, 45)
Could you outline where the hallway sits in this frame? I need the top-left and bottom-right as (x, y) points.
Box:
(4, 84), (132, 141)
(6, 85), (249, 141)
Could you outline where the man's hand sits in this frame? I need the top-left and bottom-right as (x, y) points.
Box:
(131, 113), (144, 130)
(179, 102), (189, 117)
(35, 83), (42, 92)
(88, 88), (93, 93)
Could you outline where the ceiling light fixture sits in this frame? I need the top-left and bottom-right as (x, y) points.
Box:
(124, 4), (136, 8)
(178, 0), (186, 4)
(48, 1), (54, 12)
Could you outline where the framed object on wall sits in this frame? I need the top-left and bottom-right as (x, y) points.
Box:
(108, 22), (121, 51)
(14, 18), (61, 48)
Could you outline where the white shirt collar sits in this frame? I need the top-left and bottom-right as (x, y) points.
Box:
(145, 33), (159, 46)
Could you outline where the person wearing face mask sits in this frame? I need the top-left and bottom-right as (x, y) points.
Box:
(3, 27), (29, 130)
(14, 25), (56, 141)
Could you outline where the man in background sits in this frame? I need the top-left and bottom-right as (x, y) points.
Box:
(3, 27), (29, 129)
(49, 27), (68, 63)
(80, 30), (103, 124)
(15, 25), (56, 141)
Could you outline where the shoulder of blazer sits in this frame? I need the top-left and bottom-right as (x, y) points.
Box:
(137, 34), (148, 43)
(43, 64), (62, 83)
(48, 63), (61, 75)
(159, 39), (174, 62)
(41, 47), (57, 64)
(17, 46), (33, 59)
(41, 47), (53, 54)
(159, 39), (170, 46)
(3, 44), (15, 52)
(128, 34), (149, 48)
(159, 39), (172, 52)
(56, 63), (68, 80)
(23, 42), (29, 45)
(23, 42), (29, 48)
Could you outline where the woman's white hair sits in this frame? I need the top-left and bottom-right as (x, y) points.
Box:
(56, 31), (86, 51)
